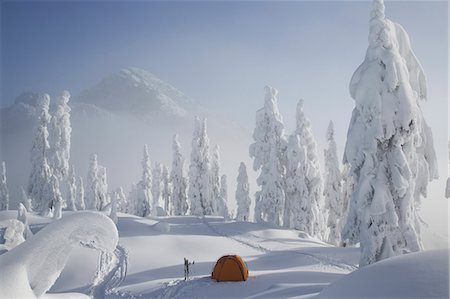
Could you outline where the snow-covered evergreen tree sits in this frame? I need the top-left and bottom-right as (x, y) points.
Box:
(136, 145), (152, 217)
(17, 203), (33, 239)
(66, 166), (77, 211)
(86, 154), (100, 210)
(51, 174), (63, 220)
(76, 176), (86, 211)
(285, 134), (309, 232)
(49, 90), (71, 182)
(342, 0), (438, 266)
(210, 145), (221, 215)
(323, 121), (343, 246)
(249, 86), (287, 226)
(28, 94), (54, 215)
(20, 187), (32, 212)
(218, 175), (229, 219)
(293, 99), (325, 238)
(115, 187), (128, 213)
(340, 164), (355, 246)
(151, 162), (162, 216)
(235, 162), (251, 222)
(97, 166), (109, 211)
(446, 141), (450, 198)
(0, 162), (9, 211)
(161, 165), (171, 215)
(188, 118), (213, 216)
(170, 134), (188, 216)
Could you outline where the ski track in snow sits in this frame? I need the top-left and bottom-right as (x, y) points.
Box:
(143, 217), (357, 299)
(202, 217), (357, 272)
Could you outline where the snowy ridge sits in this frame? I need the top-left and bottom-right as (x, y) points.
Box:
(74, 68), (194, 117)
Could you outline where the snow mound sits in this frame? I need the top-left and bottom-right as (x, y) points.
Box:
(0, 211), (119, 298)
(318, 249), (449, 298)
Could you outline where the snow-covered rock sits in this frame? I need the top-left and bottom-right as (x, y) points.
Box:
(0, 211), (118, 298)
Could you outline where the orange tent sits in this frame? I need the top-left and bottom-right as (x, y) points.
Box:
(211, 255), (249, 282)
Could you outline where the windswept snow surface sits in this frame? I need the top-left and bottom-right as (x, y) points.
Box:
(1, 211), (448, 298)
(318, 249), (449, 299)
(0, 211), (360, 298)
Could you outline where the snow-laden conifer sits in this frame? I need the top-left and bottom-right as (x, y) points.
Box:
(161, 165), (171, 215)
(49, 90), (71, 182)
(293, 99), (325, 238)
(218, 175), (229, 219)
(97, 166), (109, 211)
(0, 162), (9, 211)
(66, 166), (77, 211)
(210, 145), (221, 215)
(151, 162), (162, 216)
(249, 86), (287, 226)
(235, 162), (251, 221)
(188, 118), (213, 216)
(171, 134), (188, 216)
(86, 154), (100, 210)
(323, 121), (343, 246)
(136, 145), (152, 217)
(76, 176), (86, 211)
(342, 0), (438, 266)
(28, 94), (53, 215)
(340, 164), (355, 246)
(285, 134), (310, 231)
(115, 187), (128, 213)
(17, 203), (33, 239)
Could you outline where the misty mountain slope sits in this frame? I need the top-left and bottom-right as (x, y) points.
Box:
(0, 69), (253, 212)
(73, 68), (198, 118)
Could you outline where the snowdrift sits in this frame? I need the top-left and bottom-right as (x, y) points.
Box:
(0, 211), (118, 298)
(318, 249), (449, 298)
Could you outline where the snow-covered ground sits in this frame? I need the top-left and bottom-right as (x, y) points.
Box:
(1, 211), (447, 298)
(0, 211), (359, 298)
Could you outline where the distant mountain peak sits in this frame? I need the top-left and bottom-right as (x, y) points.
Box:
(74, 68), (195, 117)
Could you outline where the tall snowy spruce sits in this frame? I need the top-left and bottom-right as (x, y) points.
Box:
(291, 99), (325, 238)
(97, 166), (109, 211)
(151, 162), (162, 216)
(340, 163), (355, 245)
(218, 175), (229, 219)
(115, 187), (128, 213)
(170, 134), (188, 216)
(76, 176), (86, 211)
(249, 86), (287, 226)
(0, 162), (9, 211)
(210, 145), (221, 215)
(86, 154), (100, 210)
(49, 90), (72, 182)
(285, 134), (309, 231)
(161, 165), (171, 215)
(66, 166), (77, 211)
(188, 118), (213, 216)
(28, 94), (54, 215)
(323, 121), (343, 245)
(137, 145), (152, 217)
(342, 0), (438, 266)
(235, 162), (251, 222)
